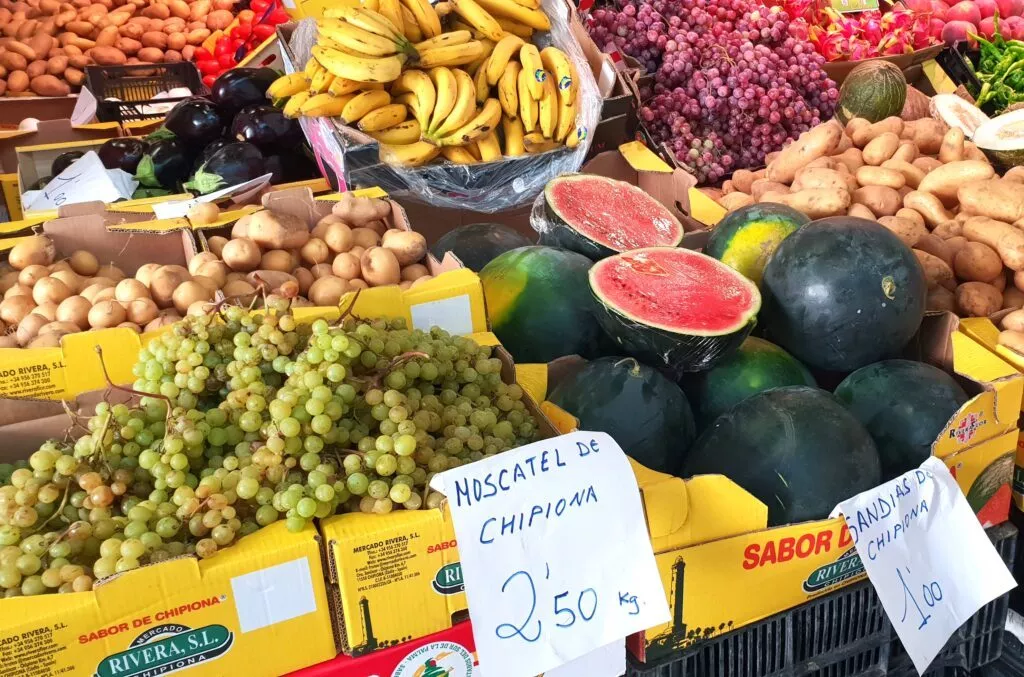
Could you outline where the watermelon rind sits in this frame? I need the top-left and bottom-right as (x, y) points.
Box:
(966, 452), (1014, 514)
(538, 174), (685, 261)
(589, 247), (761, 375)
(705, 203), (809, 286)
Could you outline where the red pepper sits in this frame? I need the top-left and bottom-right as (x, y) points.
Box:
(250, 0), (269, 12)
(231, 23), (252, 39)
(267, 8), (289, 24)
(193, 47), (214, 61)
(217, 53), (237, 68)
(251, 23), (275, 41)
(196, 59), (221, 75)
(214, 40), (233, 56)
(231, 37), (246, 50)
(202, 74), (218, 88)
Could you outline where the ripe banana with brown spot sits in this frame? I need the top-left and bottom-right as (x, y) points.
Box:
(517, 66), (538, 132)
(416, 41), (485, 68)
(282, 91), (310, 118)
(497, 61), (520, 119)
(399, 0), (442, 38)
(340, 89), (392, 123)
(475, 129), (501, 161)
(267, 72), (308, 99)
(537, 71), (557, 138)
(555, 88), (577, 142)
(312, 45), (404, 84)
(484, 34), (524, 85)
(358, 103), (409, 131)
(495, 16), (532, 38)
(474, 59), (491, 104)
(400, 5), (423, 40)
(451, 0), (503, 41)
(441, 145), (479, 164)
(466, 38), (495, 75)
(414, 31), (472, 52)
(518, 43), (545, 100)
(392, 69), (436, 129)
(436, 98), (502, 146)
(474, 0), (550, 30)
(523, 131), (560, 153)
(381, 140), (442, 166)
(431, 68), (476, 138)
(540, 46), (576, 105)
(428, 67), (458, 133)
(502, 115), (524, 156)
(299, 93), (353, 117)
(369, 119), (422, 145)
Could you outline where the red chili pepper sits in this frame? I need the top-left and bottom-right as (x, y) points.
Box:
(251, 0), (269, 12)
(251, 23), (275, 41)
(232, 23), (252, 39)
(267, 8), (289, 24)
(202, 74), (218, 88)
(193, 47), (214, 61)
(196, 59), (221, 75)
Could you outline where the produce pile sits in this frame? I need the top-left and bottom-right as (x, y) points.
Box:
(0, 0), (249, 97)
(267, 2), (583, 167)
(191, 0), (290, 87)
(0, 298), (537, 595)
(970, 25), (1024, 112)
(786, 6), (939, 61)
(585, 0), (839, 183)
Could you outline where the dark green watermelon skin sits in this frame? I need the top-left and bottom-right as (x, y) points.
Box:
(548, 357), (696, 475)
(834, 360), (969, 481)
(683, 336), (816, 431)
(429, 223), (534, 272)
(681, 386), (882, 526)
(480, 246), (605, 363)
(760, 216), (927, 372)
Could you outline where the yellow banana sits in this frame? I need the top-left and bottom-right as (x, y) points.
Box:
(361, 0), (380, 10)
(309, 68), (336, 94)
(497, 61), (520, 119)
(304, 56), (325, 81)
(381, 141), (441, 166)
(392, 69), (436, 129)
(475, 0), (550, 30)
(432, 69), (476, 138)
(517, 66), (538, 132)
(324, 7), (402, 41)
(565, 124), (585, 149)
(428, 67), (458, 132)
(282, 91), (311, 118)
(312, 45), (404, 84)
(268, 72), (308, 99)
(299, 93), (351, 117)
(328, 77), (371, 96)
(437, 98), (501, 146)
(441, 145), (479, 164)
(524, 131), (560, 153)
(400, 5), (423, 41)
(474, 59), (491, 103)
(508, 0), (538, 8)
(375, 0), (406, 38)
(519, 44), (545, 100)
(368, 119), (422, 145)
(495, 16), (532, 38)
(399, 0), (442, 38)
(484, 34), (524, 85)
(555, 89), (576, 142)
(318, 20), (407, 58)
(358, 103), (409, 131)
(466, 37), (495, 74)
(417, 41), (485, 68)
(538, 71), (557, 138)
(451, 0), (503, 41)
(466, 142), (481, 160)
(502, 115), (524, 156)
(450, 18), (484, 39)
(341, 89), (392, 123)
(414, 31), (472, 52)
(475, 129), (502, 161)
(540, 46), (576, 105)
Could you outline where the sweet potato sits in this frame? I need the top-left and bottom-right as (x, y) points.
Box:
(918, 161), (995, 207)
(765, 120), (843, 184)
(962, 216), (1024, 271)
(959, 180), (1024, 223)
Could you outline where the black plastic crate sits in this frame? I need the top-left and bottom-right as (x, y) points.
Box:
(84, 62), (205, 124)
(625, 578), (891, 677)
(885, 523), (1018, 677)
(972, 624), (1024, 676)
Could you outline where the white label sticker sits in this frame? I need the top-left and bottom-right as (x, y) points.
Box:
(230, 557), (318, 633)
(430, 431), (669, 677)
(831, 457), (1015, 674)
(410, 293), (473, 336)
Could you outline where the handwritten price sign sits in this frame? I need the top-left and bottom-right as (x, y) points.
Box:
(430, 432), (669, 677)
(832, 457), (1014, 674)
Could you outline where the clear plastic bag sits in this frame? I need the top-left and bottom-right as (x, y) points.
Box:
(286, 0), (600, 213)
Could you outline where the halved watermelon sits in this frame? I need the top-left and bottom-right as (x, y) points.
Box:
(540, 175), (685, 260)
(589, 247), (761, 375)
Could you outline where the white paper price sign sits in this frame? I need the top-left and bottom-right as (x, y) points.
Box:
(831, 456), (1015, 674)
(430, 431), (669, 677)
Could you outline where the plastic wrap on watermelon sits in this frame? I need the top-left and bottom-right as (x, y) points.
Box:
(284, 5), (600, 213)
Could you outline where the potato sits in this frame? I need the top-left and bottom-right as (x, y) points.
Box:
(205, 8), (232, 29)
(892, 141), (918, 164)
(903, 191), (952, 228)
(351, 227), (381, 249)
(852, 185), (901, 217)
(959, 180), (1024, 223)
(1004, 167), (1024, 185)
(360, 247), (401, 287)
(845, 117), (869, 137)
(306, 276), (349, 306)
(831, 148), (864, 173)
(401, 263), (430, 281)
(247, 210), (310, 250)
(380, 230), (427, 266)
(856, 166), (905, 190)
(992, 272), (1007, 291)
(1002, 308), (1024, 331)
(259, 249), (294, 272)
(7, 69), (29, 92)
(881, 159), (925, 190)
(766, 120), (843, 184)
(938, 127), (965, 163)
(761, 188), (851, 219)
(804, 156), (838, 171)
(903, 118), (947, 154)
(953, 241), (1003, 282)
(137, 46), (162, 62)
(913, 157), (943, 174)
(914, 249), (955, 288)
(927, 286), (957, 313)
(718, 191), (754, 211)
(918, 161), (995, 208)
(1004, 286), (1024, 309)
(956, 281), (1002, 317)
(962, 216), (1024, 271)
(879, 215), (927, 247)
(851, 116), (903, 147)
(28, 73), (68, 95)
(222, 238), (262, 271)
(331, 252), (360, 280)
(999, 329), (1024, 354)
(862, 132), (900, 166)
(751, 180), (789, 201)
(914, 233), (954, 267)
(847, 203), (876, 220)
(300, 238), (331, 265)
(792, 167), (846, 192)
(731, 169), (755, 194)
(332, 193), (391, 227)
(932, 221), (962, 240)
(89, 45), (125, 64)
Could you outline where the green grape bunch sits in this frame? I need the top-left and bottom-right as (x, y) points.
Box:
(0, 298), (539, 597)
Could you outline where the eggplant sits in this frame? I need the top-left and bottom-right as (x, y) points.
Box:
(183, 142), (265, 195)
(230, 104), (302, 153)
(193, 138), (233, 172)
(264, 151), (320, 184)
(98, 138), (147, 174)
(29, 176), (52, 190)
(132, 187), (173, 199)
(135, 139), (192, 190)
(152, 98), (225, 148)
(51, 151), (84, 177)
(210, 68), (279, 121)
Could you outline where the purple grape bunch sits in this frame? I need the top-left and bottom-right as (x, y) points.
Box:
(588, 0), (838, 184)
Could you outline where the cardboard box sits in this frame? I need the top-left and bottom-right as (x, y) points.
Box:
(0, 118), (122, 174)
(625, 312), (1020, 663)
(0, 96), (79, 130)
(822, 45), (945, 86)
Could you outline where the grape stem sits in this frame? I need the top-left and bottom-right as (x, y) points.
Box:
(30, 477), (71, 536)
(93, 346), (175, 429)
(331, 288), (364, 327)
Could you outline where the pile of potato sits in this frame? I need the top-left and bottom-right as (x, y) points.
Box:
(0, 234), (185, 348)
(715, 114), (1024, 319)
(192, 193), (435, 309)
(0, 0), (246, 97)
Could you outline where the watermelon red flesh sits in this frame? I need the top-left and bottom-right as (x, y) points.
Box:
(590, 247), (760, 335)
(545, 175), (684, 254)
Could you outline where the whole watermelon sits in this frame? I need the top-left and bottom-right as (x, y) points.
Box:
(705, 203), (808, 286)
(834, 360), (969, 480)
(681, 386), (882, 526)
(429, 223), (534, 272)
(548, 357), (696, 475)
(759, 217), (927, 372)
(480, 246), (605, 363)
